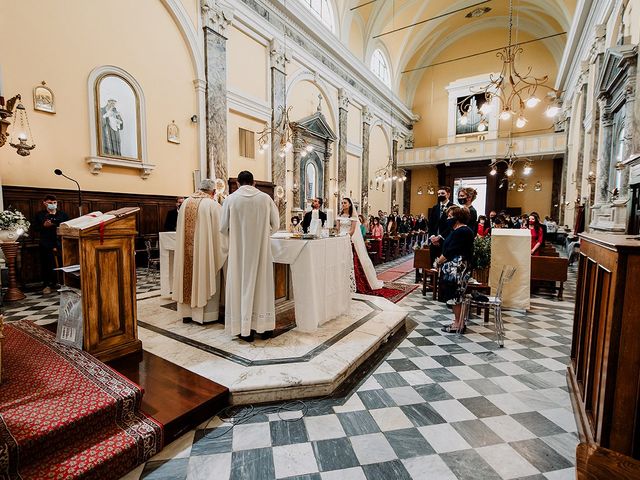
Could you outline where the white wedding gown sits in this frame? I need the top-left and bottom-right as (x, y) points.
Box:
(338, 215), (384, 291)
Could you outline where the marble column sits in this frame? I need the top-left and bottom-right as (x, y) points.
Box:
(619, 61), (638, 200)
(292, 133), (302, 211)
(361, 107), (372, 217)
(558, 112), (570, 226)
(595, 99), (613, 206)
(324, 146), (332, 210)
(403, 170), (412, 215)
(391, 128), (400, 213)
(575, 84), (588, 200)
(337, 89), (349, 198)
(202, 0), (233, 181)
(270, 39), (288, 227)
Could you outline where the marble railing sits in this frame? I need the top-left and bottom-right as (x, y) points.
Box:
(398, 132), (567, 166)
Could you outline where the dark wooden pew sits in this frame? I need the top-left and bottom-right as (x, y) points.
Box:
(531, 255), (569, 300)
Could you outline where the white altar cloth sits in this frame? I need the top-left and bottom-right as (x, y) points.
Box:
(159, 232), (352, 331)
(490, 229), (531, 310)
(270, 234), (352, 332)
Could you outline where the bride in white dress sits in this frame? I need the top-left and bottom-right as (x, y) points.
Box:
(337, 198), (384, 292)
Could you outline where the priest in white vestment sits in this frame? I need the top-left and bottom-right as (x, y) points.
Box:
(220, 170), (279, 340)
(172, 179), (228, 324)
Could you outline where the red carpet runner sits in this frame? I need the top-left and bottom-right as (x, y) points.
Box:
(0, 321), (163, 480)
(354, 252), (418, 303)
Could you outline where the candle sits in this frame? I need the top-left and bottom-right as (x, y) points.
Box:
(326, 208), (334, 228)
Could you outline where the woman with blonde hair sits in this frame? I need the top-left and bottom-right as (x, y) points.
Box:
(456, 187), (478, 235)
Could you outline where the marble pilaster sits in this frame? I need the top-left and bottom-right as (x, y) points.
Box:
(202, 0), (233, 181)
(361, 107), (372, 217)
(270, 39), (288, 227)
(292, 135), (302, 211)
(619, 63), (637, 200)
(575, 84), (588, 201)
(324, 147), (332, 209)
(391, 128), (400, 213)
(594, 101), (613, 206)
(337, 89), (349, 198)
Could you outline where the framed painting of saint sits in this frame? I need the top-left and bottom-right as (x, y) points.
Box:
(95, 74), (141, 161)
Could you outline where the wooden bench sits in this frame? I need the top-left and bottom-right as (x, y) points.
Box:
(531, 255), (569, 300)
(413, 249), (438, 298)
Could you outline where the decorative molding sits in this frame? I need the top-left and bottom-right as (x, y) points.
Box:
(227, 89), (271, 121)
(86, 65), (150, 178)
(338, 88), (350, 110)
(405, 132), (415, 149)
(86, 156), (156, 179)
(269, 39), (289, 74)
(362, 106), (373, 125)
(201, 0), (234, 37)
(346, 142), (363, 157)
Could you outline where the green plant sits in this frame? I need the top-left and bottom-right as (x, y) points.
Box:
(0, 209), (30, 232)
(472, 235), (491, 270)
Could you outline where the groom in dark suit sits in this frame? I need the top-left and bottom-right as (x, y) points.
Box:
(427, 186), (454, 260)
(302, 197), (327, 233)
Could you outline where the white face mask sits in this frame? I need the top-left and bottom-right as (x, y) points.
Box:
(47, 203), (57, 211)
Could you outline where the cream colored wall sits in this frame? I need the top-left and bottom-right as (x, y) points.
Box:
(411, 30), (559, 148)
(409, 167), (439, 215)
(506, 158), (554, 217)
(0, 0), (198, 196)
(347, 104), (361, 145)
(346, 153), (361, 203)
(368, 124), (391, 213)
(227, 26), (268, 101)
(349, 20), (364, 61)
(227, 111), (270, 180)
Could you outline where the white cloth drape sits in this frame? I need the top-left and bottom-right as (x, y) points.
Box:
(337, 213), (384, 291)
(220, 185), (280, 336)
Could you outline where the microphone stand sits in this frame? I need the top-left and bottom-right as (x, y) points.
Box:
(55, 170), (83, 216)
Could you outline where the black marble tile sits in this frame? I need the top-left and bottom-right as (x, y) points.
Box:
(312, 437), (360, 472)
(440, 449), (502, 480)
(405, 336), (434, 347)
(414, 383), (454, 402)
(511, 412), (567, 436)
(141, 459), (189, 480)
(270, 419), (309, 446)
(190, 427), (233, 456)
(514, 360), (552, 373)
(510, 438), (574, 472)
(384, 428), (435, 458)
(451, 419), (504, 447)
(362, 460), (412, 480)
(431, 356), (464, 367)
(516, 348), (548, 360)
(473, 351), (503, 363)
(400, 404), (446, 427)
(464, 379), (507, 396)
(423, 367), (460, 383)
(280, 474), (321, 480)
(337, 411), (380, 436)
(230, 448), (275, 480)
(469, 364), (506, 378)
(438, 344), (468, 354)
(373, 372), (410, 388)
(397, 346), (426, 358)
(357, 389), (396, 409)
(458, 396), (506, 418)
(512, 373), (555, 390)
(387, 358), (422, 372)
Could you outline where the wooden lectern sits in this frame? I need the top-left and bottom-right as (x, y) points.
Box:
(58, 208), (141, 361)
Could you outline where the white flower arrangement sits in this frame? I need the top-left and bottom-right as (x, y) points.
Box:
(0, 209), (30, 233)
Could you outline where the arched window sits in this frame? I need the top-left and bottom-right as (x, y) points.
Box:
(370, 49), (391, 87)
(299, 0), (335, 32)
(305, 162), (317, 201)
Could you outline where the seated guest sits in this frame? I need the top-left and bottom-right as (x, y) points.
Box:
(370, 217), (384, 257)
(164, 196), (185, 231)
(302, 197), (326, 233)
(415, 213), (427, 231)
(434, 206), (474, 334)
(544, 216), (558, 242)
(289, 216), (302, 234)
(528, 214), (545, 255)
(398, 216), (410, 233)
(34, 194), (69, 294)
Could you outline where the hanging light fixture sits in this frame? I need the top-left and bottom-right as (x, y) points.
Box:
(489, 142), (535, 184)
(1, 94), (36, 156)
(373, 156), (407, 190)
(416, 183), (435, 195)
(459, 0), (562, 129)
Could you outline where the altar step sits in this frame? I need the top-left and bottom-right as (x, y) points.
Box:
(109, 350), (229, 443)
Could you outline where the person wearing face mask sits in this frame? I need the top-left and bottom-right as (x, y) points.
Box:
(428, 186), (454, 260)
(528, 214), (545, 255)
(434, 206), (474, 333)
(289, 215), (303, 234)
(456, 187), (478, 236)
(34, 194), (69, 294)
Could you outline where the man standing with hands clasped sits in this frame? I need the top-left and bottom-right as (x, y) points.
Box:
(428, 186), (454, 260)
(34, 194), (69, 294)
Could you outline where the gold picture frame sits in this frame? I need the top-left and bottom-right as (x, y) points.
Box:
(33, 81), (55, 113)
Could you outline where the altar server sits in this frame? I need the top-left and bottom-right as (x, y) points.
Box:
(221, 170), (280, 341)
(172, 179), (227, 324)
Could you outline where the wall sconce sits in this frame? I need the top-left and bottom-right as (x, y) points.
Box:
(534, 180), (542, 192)
(516, 180), (526, 192)
(329, 177), (339, 197)
(190, 115), (198, 123)
(285, 169), (299, 195)
(416, 184), (435, 196)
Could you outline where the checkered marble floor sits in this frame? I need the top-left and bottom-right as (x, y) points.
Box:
(122, 260), (579, 480)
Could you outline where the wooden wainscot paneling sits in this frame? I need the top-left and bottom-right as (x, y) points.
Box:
(569, 233), (640, 478)
(2, 185), (179, 286)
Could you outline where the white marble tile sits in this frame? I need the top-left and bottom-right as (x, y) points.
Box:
(402, 455), (457, 480)
(304, 414), (346, 441)
(491, 375), (531, 392)
(150, 431), (195, 460)
(429, 399), (476, 422)
(187, 453), (232, 480)
(544, 468), (577, 480)
(399, 370), (433, 385)
(476, 443), (540, 479)
(232, 422), (271, 451)
(385, 386), (425, 406)
(534, 371), (569, 387)
(272, 443), (319, 479)
(418, 424), (472, 453)
(452, 353), (487, 365)
(409, 356), (443, 370)
(540, 408), (578, 432)
(491, 361), (529, 376)
(440, 381), (480, 399)
(349, 433), (397, 465)
(333, 394), (367, 413)
(357, 376), (383, 391)
(485, 393), (534, 415)
(446, 366), (484, 381)
(418, 345), (450, 356)
(320, 467), (367, 480)
(534, 357), (569, 371)
(369, 407), (414, 432)
(481, 415), (536, 442)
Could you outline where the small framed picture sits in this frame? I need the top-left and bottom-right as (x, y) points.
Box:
(33, 82), (55, 113)
(167, 120), (180, 144)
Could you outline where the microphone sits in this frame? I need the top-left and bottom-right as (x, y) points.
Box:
(54, 169), (83, 216)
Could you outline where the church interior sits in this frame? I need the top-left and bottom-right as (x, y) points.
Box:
(1, 0), (640, 479)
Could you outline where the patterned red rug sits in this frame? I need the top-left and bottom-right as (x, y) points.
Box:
(368, 282), (419, 304)
(0, 321), (163, 480)
(377, 259), (416, 282)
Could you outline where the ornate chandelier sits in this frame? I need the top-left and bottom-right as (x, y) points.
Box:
(371, 156), (406, 191)
(256, 105), (313, 159)
(459, 0), (562, 130)
(491, 142), (533, 184)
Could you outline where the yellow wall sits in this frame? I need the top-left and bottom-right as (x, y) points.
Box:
(506, 158), (554, 217)
(349, 20), (364, 61)
(347, 103), (361, 145)
(368, 124), (391, 213)
(346, 153), (361, 202)
(227, 111), (270, 180)
(0, 0), (199, 196)
(227, 26), (268, 101)
(409, 167), (439, 215)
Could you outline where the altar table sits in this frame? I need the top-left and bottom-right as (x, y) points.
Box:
(159, 232), (352, 331)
